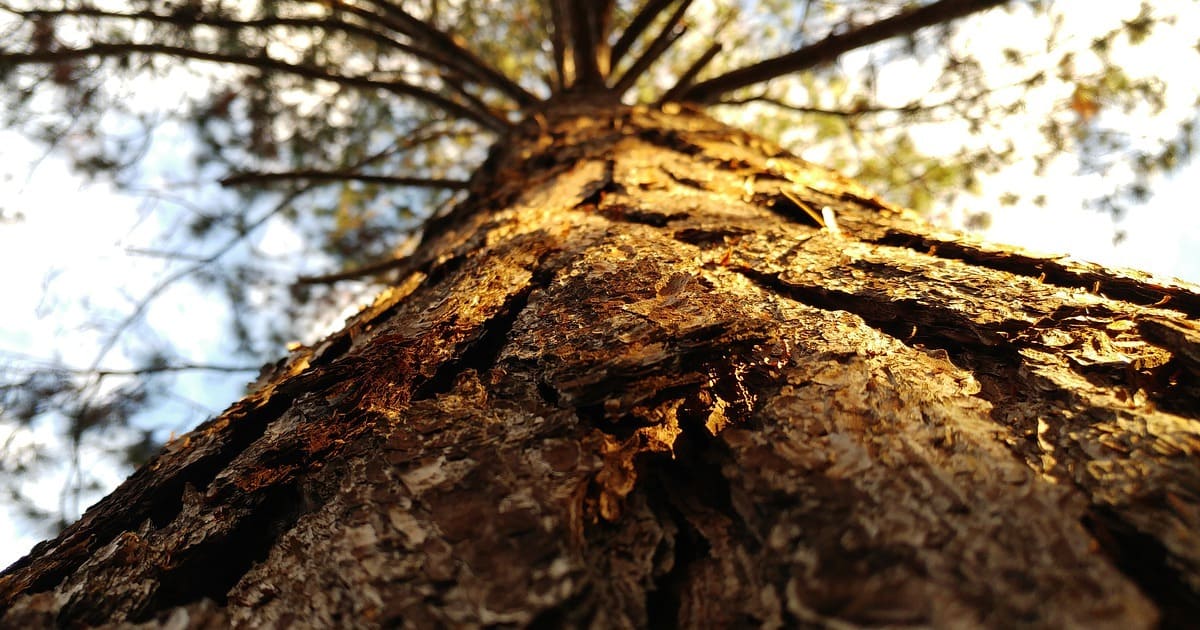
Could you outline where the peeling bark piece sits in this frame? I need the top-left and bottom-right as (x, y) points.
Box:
(1140, 316), (1200, 372)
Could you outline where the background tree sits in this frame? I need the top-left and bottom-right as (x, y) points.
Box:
(0, 0), (1196, 564)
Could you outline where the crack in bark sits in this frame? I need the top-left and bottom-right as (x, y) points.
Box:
(874, 230), (1200, 316)
(576, 159), (619, 208)
(725, 263), (1200, 623)
(641, 392), (750, 628)
(1140, 316), (1200, 375)
(735, 255), (1197, 424)
(413, 285), (537, 400)
(725, 260), (1199, 417)
(636, 128), (706, 156)
(1083, 506), (1200, 629)
(764, 191), (829, 229)
(565, 348), (763, 624)
(672, 226), (753, 246)
(643, 471), (708, 629)
(730, 264), (1024, 347)
(1, 388), (295, 603)
(124, 483), (308, 624)
(660, 165), (709, 190)
(598, 203), (690, 227)
(415, 259), (559, 401)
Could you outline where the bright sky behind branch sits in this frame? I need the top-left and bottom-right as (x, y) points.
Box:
(0, 1), (1198, 568)
(956, 2), (1200, 282)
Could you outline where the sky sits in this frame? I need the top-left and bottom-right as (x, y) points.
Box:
(1, 1), (1199, 568)
(950, 2), (1200, 283)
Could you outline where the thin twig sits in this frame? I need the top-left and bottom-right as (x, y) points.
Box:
(93, 364), (259, 377)
(123, 248), (211, 262)
(83, 118), (456, 372)
(295, 254), (413, 285)
(220, 170), (469, 189)
(0, 349), (245, 375)
(719, 71), (1042, 121)
(718, 94), (926, 117)
(86, 186), (315, 372)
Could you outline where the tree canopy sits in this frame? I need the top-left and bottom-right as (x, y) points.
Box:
(0, 0), (1195, 548)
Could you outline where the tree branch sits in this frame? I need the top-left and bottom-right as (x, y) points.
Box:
(6, 5), (426, 61)
(0, 43), (510, 132)
(718, 70), (1046, 122)
(77, 122), (453, 373)
(550, 0), (578, 90)
(295, 254), (414, 286)
(568, 0), (599, 88)
(610, 0), (676, 71)
(6, 4), (516, 130)
(354, 0), (538, 107)
(567, 0), (611, 88)
(220, 170), (469, 189)
(83, 185), (317, 372)
(325, 2), (494, 88)
(611, 0), (693, 96)
(681, 0), (1011, 103)
(659, 41), (720, 105)
(92, 363), (260, 377)
(435, 68), (512, 125)
(545, 0), (568, 91)
(717, 94), (928, 118)
(594, 1), (616, 79)
(0, 350), (257, 378)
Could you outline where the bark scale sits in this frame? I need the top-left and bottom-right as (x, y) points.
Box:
(1, 105), (1199, 628)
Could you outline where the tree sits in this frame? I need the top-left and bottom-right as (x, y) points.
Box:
(2, 0), (1195, 534)
(1, 1), (1199, 626)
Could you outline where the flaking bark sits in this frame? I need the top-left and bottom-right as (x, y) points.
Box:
(2, 106), (1198, 628)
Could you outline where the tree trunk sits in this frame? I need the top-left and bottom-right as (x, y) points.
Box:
(2, 105), (1199, 628)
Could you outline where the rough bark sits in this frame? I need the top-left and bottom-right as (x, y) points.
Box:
(2, 105), (1199, 628)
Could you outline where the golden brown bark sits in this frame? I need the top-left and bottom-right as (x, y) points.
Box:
(2, 106), (1198, 628)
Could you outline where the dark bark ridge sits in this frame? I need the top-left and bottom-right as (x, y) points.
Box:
(1, 106), (1198, 627)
